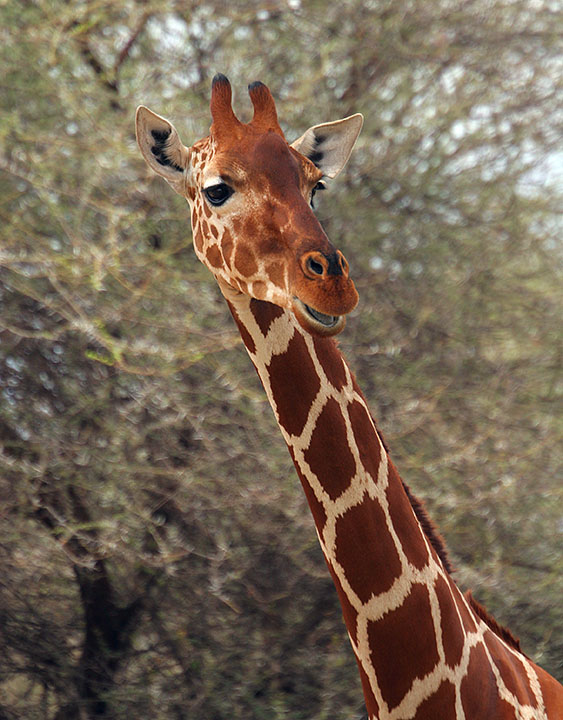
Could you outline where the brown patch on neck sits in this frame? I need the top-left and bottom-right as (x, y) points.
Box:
(249, 298), (285, 336)
(368, 583), (440, 711)
(312, 335), (348, 390)
(347, 399), (382, 482)
(267, 331), (321, 437)
(460, 643), (509, 717)
(486, 630), (535, 707)
(434, 575), (466, 668)
(303, 398), (356, 500)
(385, 468), (431, 571)
(413, 680), (457, 719)
(350, 374), (390, 454)
(335, 496), (403, 603)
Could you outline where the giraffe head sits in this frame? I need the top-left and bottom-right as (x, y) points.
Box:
(136, 75), (363, 336)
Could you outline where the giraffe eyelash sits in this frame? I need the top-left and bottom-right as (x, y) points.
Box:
(310, 181), (326, 208)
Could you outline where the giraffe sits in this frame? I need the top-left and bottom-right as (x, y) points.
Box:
(136, 75), (563, 719)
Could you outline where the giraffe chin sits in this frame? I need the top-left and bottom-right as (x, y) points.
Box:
(292, 298), (346, 337)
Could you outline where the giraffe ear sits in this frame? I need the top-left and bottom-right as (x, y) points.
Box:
(291, 113), (363, 178)
(135, 106), (191, 194)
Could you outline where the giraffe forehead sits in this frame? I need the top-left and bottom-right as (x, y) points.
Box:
(250, 132), (300, 181)
(195, 131), (320, 192)
(251, 133), (323, 189)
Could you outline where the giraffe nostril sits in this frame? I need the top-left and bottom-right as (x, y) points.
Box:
(306, 257), (325, 276)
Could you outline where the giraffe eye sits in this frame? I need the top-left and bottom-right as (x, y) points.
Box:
(310, 181), (326, 208)
(204, 182), (233, 206)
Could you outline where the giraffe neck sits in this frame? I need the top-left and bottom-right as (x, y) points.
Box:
(220, 288), (556, 719)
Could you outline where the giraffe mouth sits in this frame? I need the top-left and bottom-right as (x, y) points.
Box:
(304, 304), (340, 328)
(292, 298), (346, 336)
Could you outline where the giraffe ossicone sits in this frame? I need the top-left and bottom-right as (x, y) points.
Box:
(136, 75), (563, 719)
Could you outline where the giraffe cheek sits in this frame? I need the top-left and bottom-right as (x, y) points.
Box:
(193, 225), (205, 256)
(221, 228), (235, 267)
(205, 244), (223, 270)
(250, 280), (268, 301)
(233, 244), (258, 277)
(266, 262), (287, 292)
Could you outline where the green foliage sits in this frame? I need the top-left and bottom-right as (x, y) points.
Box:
(0, 1), (561, 717)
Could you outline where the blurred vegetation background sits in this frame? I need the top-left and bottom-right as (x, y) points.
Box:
(0, 1), (561, 718)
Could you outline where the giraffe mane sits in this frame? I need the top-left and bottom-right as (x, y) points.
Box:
(399, 476), (454, 574)
(358, 393), (456, 574)
(404, 480), (523, 654)
(376, 423), (523, 654)
(403, 467), (523, 654)
(465, 590), (523, 653)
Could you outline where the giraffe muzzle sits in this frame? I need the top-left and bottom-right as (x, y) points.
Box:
(291, 248), (358, 336)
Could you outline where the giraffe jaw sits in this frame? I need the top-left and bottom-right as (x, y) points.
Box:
(292, 298), (346, 337)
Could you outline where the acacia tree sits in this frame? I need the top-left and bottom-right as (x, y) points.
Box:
(0, 1), (561, 717)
